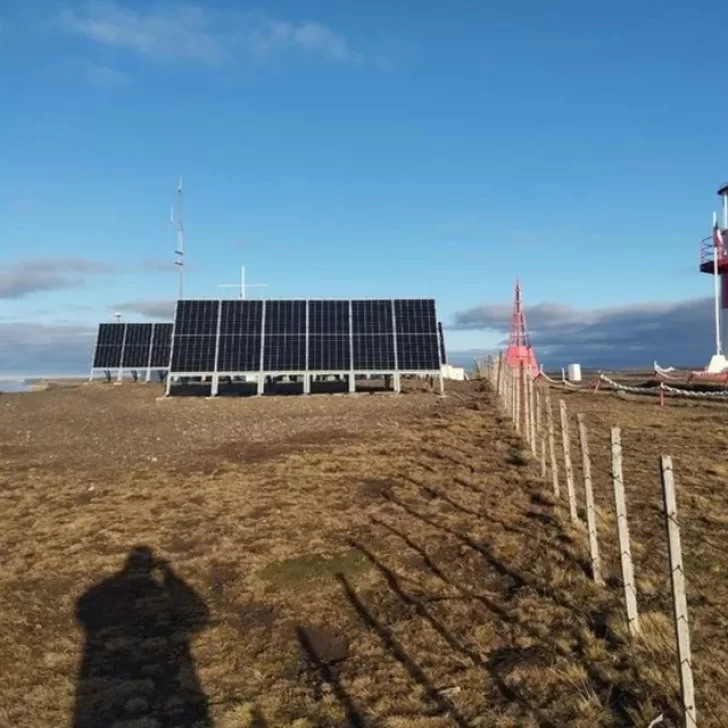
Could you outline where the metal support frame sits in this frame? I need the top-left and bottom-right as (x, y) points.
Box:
(303, 300), (311, 395)
(165, 302), (180, 396)
(348, 300), (356, 393)
(145, 323), (155, 383)
(117, 324), (128, 383)
(257, 300), (267, 396)
(210, 300), (223, 397)
(390, 300), (401, 394)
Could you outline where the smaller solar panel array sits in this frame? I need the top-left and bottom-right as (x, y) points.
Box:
(438, 322), (447, 365)
(92, 323), (173, 370)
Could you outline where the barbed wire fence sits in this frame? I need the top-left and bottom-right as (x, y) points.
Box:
(476, 352), (728, 728)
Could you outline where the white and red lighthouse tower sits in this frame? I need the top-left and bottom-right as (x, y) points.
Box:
(699, 182), (728, 373)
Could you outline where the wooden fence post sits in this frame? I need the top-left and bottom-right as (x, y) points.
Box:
(518, 362), (526, 435)
(522, 366), (531, 445)
(540, 435), (547, 479)
(502, 361), (509, 412)
(611, 427), (640, 636)
(528, 375), (537, 454)
(545, 389), (560, 497)
(660, 456), (696, 728)
(496, 351), (504, 400)
(577, 414), (602, 583)
(559, 399), (578, 522)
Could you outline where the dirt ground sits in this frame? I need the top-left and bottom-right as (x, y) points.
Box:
(0, 378), (723, 727)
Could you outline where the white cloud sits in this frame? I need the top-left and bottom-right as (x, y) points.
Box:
(0, 321), (96, 375)
(0, 257), (118, 299)
(56, 2), (359, 66)
(83, 61), (132, 86)
(114, 299), (176, 319)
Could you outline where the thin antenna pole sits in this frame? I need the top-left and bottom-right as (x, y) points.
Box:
(171, 176), (184, 299)
(713, 212), (722, 356)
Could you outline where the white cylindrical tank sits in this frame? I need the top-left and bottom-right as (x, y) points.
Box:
(567, 363), (582, 382)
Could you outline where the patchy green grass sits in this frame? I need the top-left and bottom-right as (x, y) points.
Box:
(258, 550), (372, 590)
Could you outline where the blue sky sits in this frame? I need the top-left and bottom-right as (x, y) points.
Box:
(2, 0), (728, 374)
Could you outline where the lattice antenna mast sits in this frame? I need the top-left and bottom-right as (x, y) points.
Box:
(217, 265), (269, 300)
(508, 279), (532, 348)
(170, 177), (185, 299)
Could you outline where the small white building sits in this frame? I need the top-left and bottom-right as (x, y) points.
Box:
(441, 364), (465, 381)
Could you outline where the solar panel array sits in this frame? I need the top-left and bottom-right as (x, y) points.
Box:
(169, 298), (442, 376)
(92, 323), (173, 370)
(438, 322), (447, 365)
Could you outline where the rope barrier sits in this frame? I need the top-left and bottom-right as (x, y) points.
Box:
(598, 373), (728, 399)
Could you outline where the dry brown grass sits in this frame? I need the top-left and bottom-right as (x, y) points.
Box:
(542, 382), (728, 728)
(0, 379), (701, 727)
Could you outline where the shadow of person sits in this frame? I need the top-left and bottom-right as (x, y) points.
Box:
(73, 545), (213, 728)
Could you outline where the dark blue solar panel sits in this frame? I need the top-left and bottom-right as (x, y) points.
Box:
(93, 323), (125, 368)
(308, 334), (350, 370)
(394, 299), (437, 334)
(217, 301), (263, 371)
(309, 300), (349, 336)
(264, 335), (306, 371)
(150, 324), (173, 368)
(264, 300), (306, 336)
(353, 334), (395, 370)
(352, 300), (393, 335)
(396, 334), (440, 371)
(174, 300), (219, 335)
(121, 323), (153, 368)
(171, 335), (217, 372)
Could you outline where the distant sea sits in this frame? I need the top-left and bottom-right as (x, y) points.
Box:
(0, 380), (30, 393)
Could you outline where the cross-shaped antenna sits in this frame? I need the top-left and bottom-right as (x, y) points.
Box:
(217, 266), (268, 300)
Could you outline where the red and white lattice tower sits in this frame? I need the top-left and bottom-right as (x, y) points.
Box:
(503, 279), (539, 376)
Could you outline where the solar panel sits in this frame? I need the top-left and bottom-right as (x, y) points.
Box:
(352, 300), (393, 335)
(308, 301), (350, 370)
(396, 333), (440, 370)
(261, 300), (305, 371)
(93, 323), (125, 368)
(170, 301), (219, 372)
(121, 323), (153, 368)
(309, 300), (349, 335)
(393, 299), (440, 371)
(167, 298), (442, 383)
(91, 322), (173, 372)
(218, 300), (263, 372)
(394, 299), (437, 334)
(150, 324), (173, 368)
(353, 334), (395, 370)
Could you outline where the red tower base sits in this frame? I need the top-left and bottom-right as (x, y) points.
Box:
(504, 345), (539, 377)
